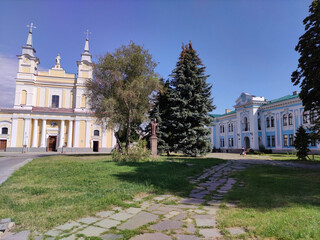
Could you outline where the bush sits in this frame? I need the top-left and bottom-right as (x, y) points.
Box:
(112, 140), (150, 162)
(259, 144), (266, 153)
(212, 147), (217, 153)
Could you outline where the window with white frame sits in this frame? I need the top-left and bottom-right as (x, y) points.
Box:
(283, 134), (288, 147)
(288, 113), (293, 125)
(283, 114), (287, 126)
(271, 116), (275, 128)
(266, 117), (270, 128)
(94, 130), (100, 136)
(1, 127), (8, 135)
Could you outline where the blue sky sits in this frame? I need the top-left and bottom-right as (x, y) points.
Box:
(0, 0), (310, 112)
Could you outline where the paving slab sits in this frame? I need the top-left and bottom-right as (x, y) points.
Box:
(185, 223), (196, 234)
(56, 221), (81, 231)
(174, 235), (198, 240)
(179, 198), (205, 205)
(118, 211), (158, 230)
(100, 233), (124, 240)
(195, 218), (216, 227)
(1, 230), (30, 240)
(130, 232), (172, 240)
(95, 219), (120, 229)
(172, 212), (187, 221)
(199, 228), (222, 238)
(96, 211), (115, 218)
(150, 220), (183, 231)
(110, 212), (133, 221)
(226, 227), (246, 235)
(78, 217), (100, 224)
(45, 229), (61, 237)
(147, 204), (161, 211)
(60, 235), (77, 240)
(126, 207), (142, 215)
(77, 226), (106, 237)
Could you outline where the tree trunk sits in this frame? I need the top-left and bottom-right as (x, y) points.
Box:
(126, 119), (131, 153)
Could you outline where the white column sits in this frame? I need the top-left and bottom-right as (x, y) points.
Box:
(40, 119), (47, 147)
(10, 118), (18, 147)
(112, 128), (116, 148)
(67, 120), (73, 148)
(24, 118), (31, 147)
(85, 120), (91, 148)
(73, 120), (79, 147)
(102, 124), (107, 148)
(59, 120), (65, 148)
(32, 119), (38, 147)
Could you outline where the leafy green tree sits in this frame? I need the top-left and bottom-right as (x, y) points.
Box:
(147, 78), (173, 155)
(292, 0), (320, 140)
(294, 126), (310, 160)
(169, 42), (215, 156)
(86, 42), (160, 151)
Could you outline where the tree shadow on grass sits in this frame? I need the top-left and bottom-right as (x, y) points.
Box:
(226, 165), (320, 210)
(113, 157), (224, 198)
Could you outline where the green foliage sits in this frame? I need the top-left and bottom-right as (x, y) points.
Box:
(294, 126), (310, 160)
(86, 42), (161, 150)
(259, 144), (266, 153)
(292, 0), (320, 141)
(167, 42), (215, 156)
(112, 140), (150, 162)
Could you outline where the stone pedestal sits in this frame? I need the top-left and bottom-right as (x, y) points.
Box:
(150, 135), (157, 156)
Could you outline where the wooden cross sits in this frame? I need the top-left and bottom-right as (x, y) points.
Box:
(84, 29), (91, 39)
(27, 22), (36, 32)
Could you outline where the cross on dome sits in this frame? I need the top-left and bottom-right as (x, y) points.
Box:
(27, 22), (36, 32)
(84, 29), (91, 40)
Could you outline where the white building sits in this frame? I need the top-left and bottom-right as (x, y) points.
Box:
(210, 92), (320, 153)
(0, 25), (116, 152)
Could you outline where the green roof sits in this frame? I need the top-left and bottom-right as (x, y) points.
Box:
(210, 110), (236, 118)
(264, 94), (299, 105)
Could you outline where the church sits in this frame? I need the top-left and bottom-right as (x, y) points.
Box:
(0, 25), (116, 153)
(210, 92), (320, 153)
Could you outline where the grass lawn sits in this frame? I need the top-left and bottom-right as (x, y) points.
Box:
(265, 153), (320, 163)
(0, 155), (223, 232)
(218, 165), (320, 240)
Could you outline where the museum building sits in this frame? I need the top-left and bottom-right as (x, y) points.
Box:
(210, 92), (320, 153)
(0, 26), (116, 152)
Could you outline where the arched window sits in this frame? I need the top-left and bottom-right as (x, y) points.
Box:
(266, 117), (270, 128)
(52, 95), (59, 108)
(21, 90), (27, 105)
(283, 114), (287, 126)
(271, 116), (275, 128)
(1, 127), (8, 135)
(303, 111), (308, 124)
(243, 117), (249, 131)
(94, 130), (100, 136)
(288, 113), (293, 125)
(81, 94), (86, 108)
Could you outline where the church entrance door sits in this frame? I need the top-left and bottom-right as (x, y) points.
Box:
(244, 136), (250, 150)
(0, 140), (7, 152)
(93, 141), (99, 152)
(47, 136), (57, 152)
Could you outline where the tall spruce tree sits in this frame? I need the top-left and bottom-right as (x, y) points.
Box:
(147, 79), (172, 155)
(169, 42), (215, 156)
(292, 0), (320, 141)
(294, 126), (310, 160)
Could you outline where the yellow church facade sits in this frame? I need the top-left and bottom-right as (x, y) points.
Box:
(0, 26), (115, 152)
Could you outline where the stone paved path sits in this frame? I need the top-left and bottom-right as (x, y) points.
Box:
(29, 160), (251, 240)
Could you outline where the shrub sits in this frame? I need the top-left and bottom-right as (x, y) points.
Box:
(259, 144), (266, 153)
(112, 140), (150, 162)
(212, 147), (217, 153)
